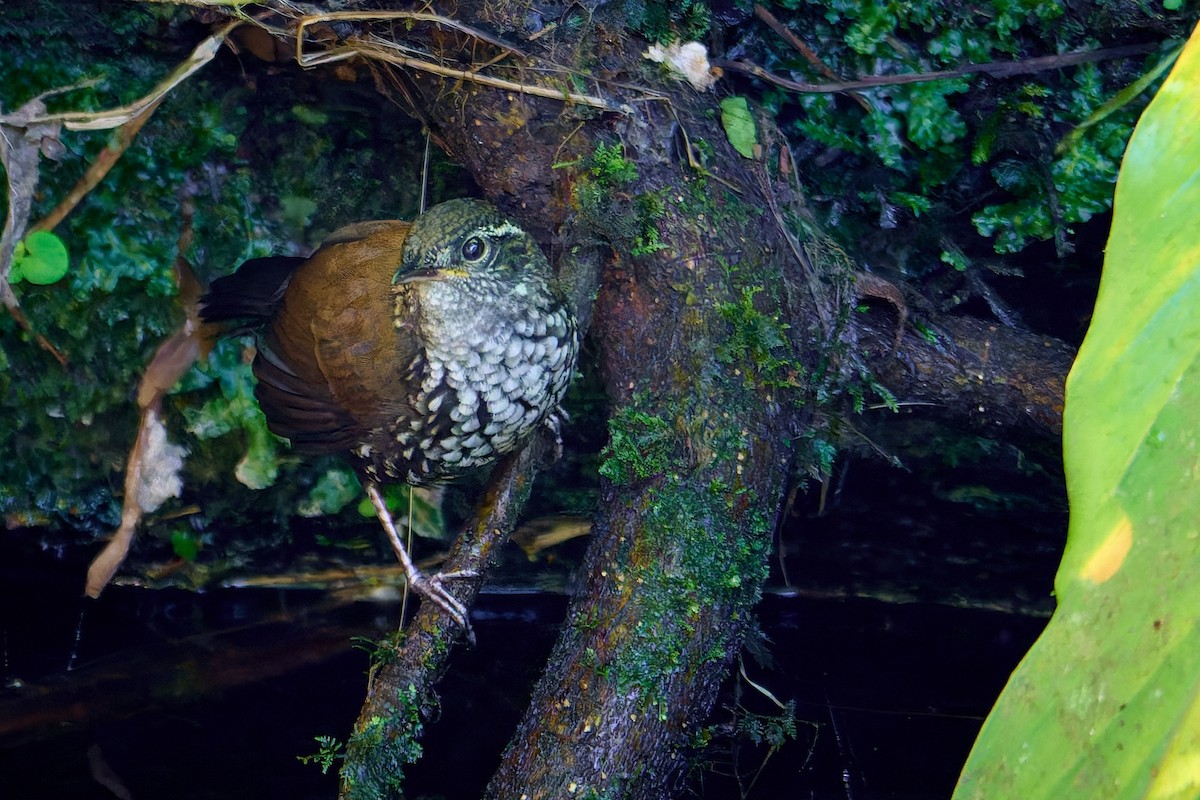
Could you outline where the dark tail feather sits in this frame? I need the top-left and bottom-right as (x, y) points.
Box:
(200, 256), (306, 330)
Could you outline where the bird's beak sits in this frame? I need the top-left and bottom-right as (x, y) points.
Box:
(393, 265), (437, 284)
(393, 263), (470, 285)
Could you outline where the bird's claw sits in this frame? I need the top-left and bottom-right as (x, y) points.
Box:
(409, 568), (478, 644)
(366, 482), (479, 643)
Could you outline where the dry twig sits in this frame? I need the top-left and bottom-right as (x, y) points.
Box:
(290, 10), (634, 114)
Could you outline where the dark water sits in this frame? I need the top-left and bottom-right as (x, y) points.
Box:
(0, 536), (1046, 800)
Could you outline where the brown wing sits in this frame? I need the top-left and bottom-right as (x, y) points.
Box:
(254, 220), (422, 454)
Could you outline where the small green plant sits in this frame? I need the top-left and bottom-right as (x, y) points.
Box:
(351, 631), (404, 667)
(298, 735), (345, 774)
(625, 0), (711, 43)
(794, 430), (839, 481)
(717, 287), (804, 390)
(913, 319), (939, 345)
(169, 528), (201, 561)
(736, 700), (799, 749)
(845, 366), (898, 414)
(631, 191), (670, 256)
(587, 141), (638, 186)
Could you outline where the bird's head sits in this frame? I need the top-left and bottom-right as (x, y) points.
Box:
(392, 199), (552, 294)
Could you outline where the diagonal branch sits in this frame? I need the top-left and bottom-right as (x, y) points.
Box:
(338, 443), (537, 799)
(339, 235), (602, 798)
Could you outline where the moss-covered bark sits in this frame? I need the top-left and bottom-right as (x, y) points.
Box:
(487, 195), (793, 794)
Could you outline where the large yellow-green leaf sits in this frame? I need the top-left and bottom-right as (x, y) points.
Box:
(955, 24), (1200, 800)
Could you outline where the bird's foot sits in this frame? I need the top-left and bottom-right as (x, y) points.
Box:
(365, 481), (479, 642)
(407, 567), (479, 643)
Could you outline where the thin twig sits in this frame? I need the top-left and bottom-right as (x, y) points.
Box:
(31, 98), (165, 235)
(716, 41), (1157, 94)
(1054, 41), (1182, 156)
(752, 4), (870, 111)
(291, 11), (633, 114)
(295, 10), (529, 61)
(0, 297), (68, 365)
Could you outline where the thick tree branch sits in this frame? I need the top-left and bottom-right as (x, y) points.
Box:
(488, 195), (795, 796)
(855, 308), (1075, 437)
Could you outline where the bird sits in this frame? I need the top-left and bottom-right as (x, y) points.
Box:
(200, 198), (579, 633)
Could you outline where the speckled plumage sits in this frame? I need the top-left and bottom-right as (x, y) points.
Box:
(202, 198), (578, 488)
(362, 199), (577, 484)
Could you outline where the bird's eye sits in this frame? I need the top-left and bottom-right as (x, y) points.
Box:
(461, 236), (487, 262)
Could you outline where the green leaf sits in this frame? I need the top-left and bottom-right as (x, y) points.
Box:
(719, 96), (758, 159)
(13, 230), (70, 285)
(291, 104), (330, 126)
(863, 108), (905, 169)
(235, 420), (280, 490)
(955, 25), (1200, 799)
(298, 467), (362, 517)
(279, 195), (318, 231)
(171, 529), (201, 562)
(183, 341), (284, 490)
(902, 79), (969, 150)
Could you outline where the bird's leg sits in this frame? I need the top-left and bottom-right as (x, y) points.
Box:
(365, 482), (476, 638)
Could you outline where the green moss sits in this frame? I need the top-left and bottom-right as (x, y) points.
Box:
(572, 142), (670, 258)
(622, 0), (711, 43)
(604, 469), (771, 708)
(340, 684), (424, 800)
(584, 194), (786, 709)
(579, 783), (627, 800)
(598, 408), (675, 485)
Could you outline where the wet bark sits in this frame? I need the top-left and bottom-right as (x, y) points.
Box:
(857, 310), (1076, 438)
(210, 4), (1078, 798)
